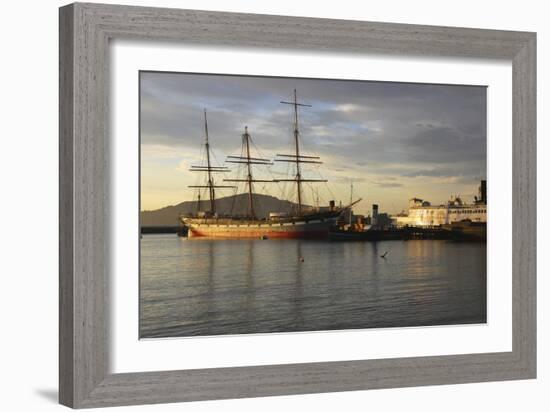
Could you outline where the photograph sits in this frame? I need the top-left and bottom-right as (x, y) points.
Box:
(139, 71), (487, 339)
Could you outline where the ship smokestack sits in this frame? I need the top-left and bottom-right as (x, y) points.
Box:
(329, 200), (335, 211)
(480, 180), (487, 204)
(372, 204), (379, 226)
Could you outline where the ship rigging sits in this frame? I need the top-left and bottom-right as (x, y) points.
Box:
(275, 89), (327, 216)
(187, 109), (235, 215)
(223, 126), (273, 219)
(181, 90), (360, 238)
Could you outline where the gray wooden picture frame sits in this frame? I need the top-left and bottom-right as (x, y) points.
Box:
(59, 2), (536, 408)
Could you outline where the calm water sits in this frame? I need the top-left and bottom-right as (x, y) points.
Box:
(140, 235), (486, 338)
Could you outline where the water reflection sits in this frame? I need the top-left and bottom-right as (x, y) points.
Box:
(244, 240), (255, 324)
(140, 236), (486, 338)
(291, 241), (304, 329)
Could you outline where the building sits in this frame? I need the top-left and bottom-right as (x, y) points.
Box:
(393, 180), (487, 227)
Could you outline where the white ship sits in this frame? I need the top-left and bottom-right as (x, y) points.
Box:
(394, 180), (487, 227)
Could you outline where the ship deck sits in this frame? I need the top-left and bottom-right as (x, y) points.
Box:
(181, 210), (342, 226)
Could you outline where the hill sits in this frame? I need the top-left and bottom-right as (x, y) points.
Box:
(140, 193), (306, 227)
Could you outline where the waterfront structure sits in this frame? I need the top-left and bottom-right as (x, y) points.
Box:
(393, 181), (487, 227)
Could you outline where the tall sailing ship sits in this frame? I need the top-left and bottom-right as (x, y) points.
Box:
(180, 90), (358, 239)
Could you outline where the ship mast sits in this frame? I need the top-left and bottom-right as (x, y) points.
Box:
(349, 182), (354, 225)
(203, 110), (215, 212)
(224, 126), (273, 219)
(245, 128), (254, 217)
(276, 89), (327, 215)
(188, 109), (235, 215)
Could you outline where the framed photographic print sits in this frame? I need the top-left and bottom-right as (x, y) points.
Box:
(59, 2), (536, 408)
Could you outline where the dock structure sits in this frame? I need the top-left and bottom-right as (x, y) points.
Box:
(393, 180), (487, 227)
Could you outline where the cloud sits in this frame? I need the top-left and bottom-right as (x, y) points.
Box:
(333, 103), (363, 113)
(333, 176), (368, 184)
(372, 181), (404, 188)
(175, 159), (190, 173)
(140, 71), (487, 212)
(141, 143), (189, 159)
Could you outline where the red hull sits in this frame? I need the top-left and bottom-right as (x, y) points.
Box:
(189, 228), (329, 239)
(183, 216), (337, 239)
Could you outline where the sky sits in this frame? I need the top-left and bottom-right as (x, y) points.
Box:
(140, 71), (486, 215)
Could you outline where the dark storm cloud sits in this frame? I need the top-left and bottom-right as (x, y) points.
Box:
(140, 71), (486, 184)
